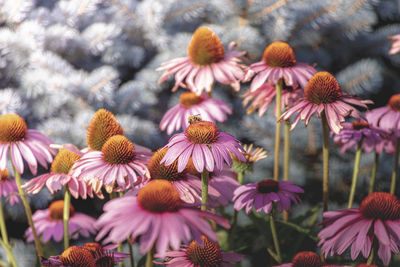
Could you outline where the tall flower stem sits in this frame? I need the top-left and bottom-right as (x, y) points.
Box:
(145, 250), (153, 267)
(369, 152), (379, 194)
(63, 186), (71, 250)
(321, 112), (330, 212)
(348, 141), (362, 208)
(367, 245), (375, 264)
(12, 163), (43, 259)
(273, 79), (283, 181)
(283, 120), (291, 222)
(229, 171), (244, 249)
(0, 197), (17, 267)
(268, 213), (282, 264)
(127, 237), (135, 267)
(391, 137), (400, 195)
(201, 170), (209, 211)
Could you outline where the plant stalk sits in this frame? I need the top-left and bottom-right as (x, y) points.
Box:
(273, 79), (283, 181)
(269, 213), (282, 264)
(283, 120), (291, 221)
(348, 141), (363, 208)
(145, 250), (153, 267)
(0, 197), (17, 267)
(127, 237), (135, 267)
(63, 186), (71, 250)
(368, 152), (379, 194)
(201, 170), (209, 211)
(391, 137), (400, 195)
(321, 112), (330, 212)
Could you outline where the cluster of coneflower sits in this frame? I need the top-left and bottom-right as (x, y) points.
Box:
(0, 26), (400, 267)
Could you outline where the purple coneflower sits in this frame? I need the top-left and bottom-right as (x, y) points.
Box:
(95, 180), (230, 258)
(0, 169), (19, 206)
(155, 235), (242, 267)
(160, 92), (232, 135)
(25, 200), (96, 243)
(232, 144), (267, 180)
(318, 192), (400, 266)
(273, 251), (345, 267)
(157, 26), (244, 95)
(389, 34), (400, 55)
(0, 113), (55, 175)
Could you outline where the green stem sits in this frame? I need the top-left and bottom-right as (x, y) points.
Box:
(237, 171), (244, 185)
(321, 112), (330, 212)
(0, 197), (17, 267)
(63, 186), (71, 250)
(367, 246), (374, 264)
(273, 79), (283, 181)
(145, 250), (153, 267)
(369, 152), (379, 194)
(269, 213), (282, 264)
(348, 141), (363, 208)
(229, 171), (243, 250)
(391, 138), (400, 195)
(12, 163), (43, 260)
(201, 170), (209, 211)
(127, 237), (135, 267)
(283, 120), (291, 222)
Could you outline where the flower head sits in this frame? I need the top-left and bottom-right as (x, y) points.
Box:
(25, 200), (96, 243)
(281, 72), (372, 134)
(389, 34), (400, 55)
(243, 41), (316, 90)
(95, 180), (230, 257)
(161, 120), (246, 173)
(160, 92), (232, 135)
(0, 169), (19, 206)
(318, 192), (400, 266)
(157, 26), (245, 94)
(367, 94), (400, 136)
(273, 251), (344, 267)
(155, 235), (243, 266)
(233, 179), (303, 214)
(232, 144), (267, 175)
(0, 113), (55, 175)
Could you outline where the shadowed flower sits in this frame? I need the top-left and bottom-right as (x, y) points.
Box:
(318, 192), (400, 266)
(25, 200), (96, 243)
(273, 251), (345, 267)
(333, 120), (388, 153)
(161, 120), (246, 173)
(154, 235), (243, 267)
(157, 26), (245, 94)
(280, 72), (372, 134)
(71, 135), (151, 193)
(243, 41), (316, 90)
(0, 169), (19, 206)
(160, 92), (232, 135)
(232, 144), (267, 175)
(95, 180), (230, 258)
(389, 34), (400, 55)
(233, 179), (303, 214)
(0, 113), (55, 175)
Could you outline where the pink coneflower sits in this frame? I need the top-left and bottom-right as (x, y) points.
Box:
(233, 179), (303, 214)
(243, 41), (316, 90)
(155, 235), (243, 266)
(318, 192), (400, 266)
(243, 83), (304, 116)
(161, 120), (246, 173)
(280, 72), (372, 134)
(25, 200), (96, 243)
(160, 92), (232, 135)
(157, 26), (245, 95)
(0, 113), (55, 175)
(273, 251), (345, 267)
(389, 34), (400, 55)
(232, 144), (267, 178)
(95, 180), (230, 257)
(367, 94), (400, 134)
(0, 169), (19, 206)
(71, 135), (151, 193)
(333, 120), (388, 153)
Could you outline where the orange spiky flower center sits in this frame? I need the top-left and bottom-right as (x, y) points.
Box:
(262, 41), (296, 68)
(86, 109), (124, 151)
(148, 148), (186, 182)
(60, 246), (96, 267)
(185, 121), (219, 144)
(352, 121), (370, 130)
(137, 180), (182, 213)
(101, 135), (135, 165)
(188, 27), (225, 66)
(304, 71), (343, 104)
(82, 242), (104, 256)
(95, 253), (115, 267)
(360, 192), (400, 221)
(180, 92), (204, 108)
(186, 235), (222, 266)
(50, 149), (81, 174)
(0, 114), (27, 143)
(388, 94), (400, 111)
(49, 200), (74, 221)
(257, 179), (279, 194)
(292, 251), (322, 267)
(0, 169), (10, 181)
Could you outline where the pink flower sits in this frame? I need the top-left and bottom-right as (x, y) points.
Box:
(25, 200), (96, 243)
(0, 169), (19, 206)
(154, 235), (243, 267)
(233, 179), (303, 214)
(160, 92), (232, 135)
(243, 41), (316, 90)
(318, 192), (400, 266)
(366, 94), (400, 135)
(161, 120), (246, 173)
(0, 113), (55, 175)
(280, 72), (373, 134)
(273, 251), (346, 267)
(95, 180), (230, 258)
(71, 135), (151, 193)
(389, 34), (400, 55)
(157, 26), (245, 95)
